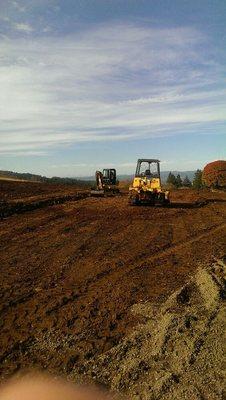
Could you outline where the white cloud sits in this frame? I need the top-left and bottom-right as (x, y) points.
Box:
(12, 1), (27, 13)
(50, 163), (88, 168)
(0, 150), (47, 156)
(13, 22), (34, 33)
(0, 22), (225, 155)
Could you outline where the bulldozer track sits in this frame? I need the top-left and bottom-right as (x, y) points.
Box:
(168, 198), (226, 208)
(139, 222), (226, 266)
(52, 221), (226, 303)
(0, 221), (224, 321)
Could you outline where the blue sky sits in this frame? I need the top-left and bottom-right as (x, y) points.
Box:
(0, 0), (225, 177)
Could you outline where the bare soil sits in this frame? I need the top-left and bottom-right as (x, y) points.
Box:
(80, 259), (225, 399)
(0, 179), (80, 201)
(0, 180), (88, 218)
(0, 181), (225, 398)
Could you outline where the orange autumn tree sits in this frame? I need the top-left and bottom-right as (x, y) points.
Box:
(202, 160), (226, 188)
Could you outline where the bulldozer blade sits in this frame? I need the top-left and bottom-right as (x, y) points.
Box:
(90, 190), (105, 197)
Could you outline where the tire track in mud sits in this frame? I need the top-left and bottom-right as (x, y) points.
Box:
(1, 215), (225, 315)
(28, 220), (225, 321)
(0, 191), (89, 219)
(44, 220), (226, 303)
(138, 222), (226, 267)
(71, 221), (226, 297)
(0, 217), (124, 318)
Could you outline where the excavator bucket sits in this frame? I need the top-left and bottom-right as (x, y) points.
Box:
(90, 189), (105, 197)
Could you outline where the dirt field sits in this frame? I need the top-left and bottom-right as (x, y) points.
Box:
(0, 181), (225, 398)
(0, 179), (90, 202)
(0, 180), (88, 218)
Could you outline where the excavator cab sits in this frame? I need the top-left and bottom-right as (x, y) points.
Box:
(102, 169), (117, 185)
(129, 159), (170, 205)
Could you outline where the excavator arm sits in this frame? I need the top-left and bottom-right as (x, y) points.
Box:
(95, 171), (104, 190)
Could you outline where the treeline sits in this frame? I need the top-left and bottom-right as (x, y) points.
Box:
(166, 169), (203, 189)
(166, 160), (226, 189)
(0, 170), (93, 188)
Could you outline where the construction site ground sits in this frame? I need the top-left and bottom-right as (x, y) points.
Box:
(0, 180), (225, 399)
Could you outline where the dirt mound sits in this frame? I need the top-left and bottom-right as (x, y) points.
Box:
(78, 259), (225, 399)
(202, 160), (226, 188)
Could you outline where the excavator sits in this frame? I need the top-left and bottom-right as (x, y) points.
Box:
(90, 168), (120, 196)
(129, 159), (170, 205)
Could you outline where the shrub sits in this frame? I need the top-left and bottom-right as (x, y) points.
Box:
(202, 160), (226, 188)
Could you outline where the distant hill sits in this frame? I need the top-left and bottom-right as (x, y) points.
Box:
(0, 169), (195, 186)
(0, 170), (93, 187)
(0, 175), (26, 182)
(74, 171), (195, 182)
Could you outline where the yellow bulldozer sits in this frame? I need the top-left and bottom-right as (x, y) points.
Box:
(129, 159), (170, 205)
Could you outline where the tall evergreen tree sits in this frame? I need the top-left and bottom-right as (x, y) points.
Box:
(175, 174), (182, 188)
(193, 169), (203, 189)
(166, 172), (177, 186)
(182, 175), (192, 187)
